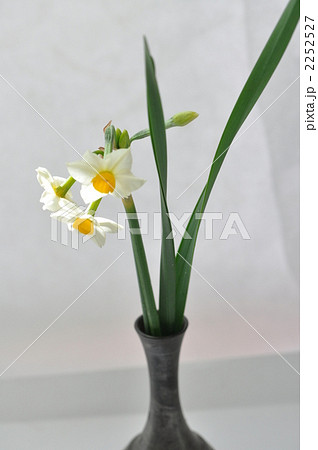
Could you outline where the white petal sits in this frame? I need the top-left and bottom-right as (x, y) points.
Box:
(42, 196), (60, 212)
(113, 172), (146, 198)
(67, 161), (95, 185)
(80, 183), (105, 204)
(67, 151), (102, 184)
(93, 226), (107, 247)
(40, 191), (64, 212)
(64, 190), (73, 201)
(36, 167), (54, 193)
(52, 176), (67, 186)
(104, 148), (132, 173)
(81, 150), (107, 169)
(94, 217), (123, 233)
(40, 190), (53, 204)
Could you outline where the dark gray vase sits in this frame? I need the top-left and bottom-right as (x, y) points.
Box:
(124, 316), (214, 450)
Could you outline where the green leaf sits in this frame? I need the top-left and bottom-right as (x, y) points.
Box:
(175, 0), (300, 328)
(144, 37), (177, 335)
(123, 196), (161, 336)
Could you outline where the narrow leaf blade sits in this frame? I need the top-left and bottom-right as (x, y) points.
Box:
(175, 0), (300, 327)
(144, 37), (177, 334)
(123, 196), (161, 336)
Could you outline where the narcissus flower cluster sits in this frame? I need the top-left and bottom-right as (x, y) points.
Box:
(36, 125), (144, 247)
(36, 112), (198, 249)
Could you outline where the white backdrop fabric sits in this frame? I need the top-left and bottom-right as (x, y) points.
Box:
(0, 0), (299, 378)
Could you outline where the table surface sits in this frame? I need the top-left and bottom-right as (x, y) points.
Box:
(0, 353), (299, 449)
(0, 403), (299, 450)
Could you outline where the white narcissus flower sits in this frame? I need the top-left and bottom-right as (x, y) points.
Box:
(36, 167), (72, 212)
(51, 199), (122, 248)
(66, 148), (145, 204)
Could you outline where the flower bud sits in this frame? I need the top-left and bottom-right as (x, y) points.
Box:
(115, 128), (122, 148)
(168, 111), (199, 127)
(119, 129), (130, 148)
(104, 125), (116, 156)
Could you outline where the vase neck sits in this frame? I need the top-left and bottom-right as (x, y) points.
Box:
(135, 317), (188, 410)
(142, 335), (184, 408)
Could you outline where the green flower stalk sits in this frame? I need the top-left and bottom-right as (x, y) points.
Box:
(129, 111), (199, 144)
(54, 176), (76, 198)
(87, 198), (102, 216)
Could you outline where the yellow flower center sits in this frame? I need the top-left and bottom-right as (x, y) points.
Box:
(92, 171), (116, 194)
(72, 218), (94, 235)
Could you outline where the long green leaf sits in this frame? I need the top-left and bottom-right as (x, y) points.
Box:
(123, 196), (161, 336)
(175, 0), (300, 328)
(144, 37), (176, 335)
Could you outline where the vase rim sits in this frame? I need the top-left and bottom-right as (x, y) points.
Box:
(134, 315), (189, 340)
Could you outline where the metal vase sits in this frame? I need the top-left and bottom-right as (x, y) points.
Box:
(124, 316), (214, 450)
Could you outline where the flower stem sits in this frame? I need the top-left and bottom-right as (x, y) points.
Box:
(129, 112), (198, 144)
(123, 195), (161, 336)
(129, 121), (174, 143)
(55, 176), (76, 197)
(87, 198), (102, 216)
(129, 128), (151, 143)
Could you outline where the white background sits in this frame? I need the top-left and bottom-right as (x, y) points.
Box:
(0, 0), (299, 380)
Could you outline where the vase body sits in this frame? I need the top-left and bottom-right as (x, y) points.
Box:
(124, 316), (214, 450)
